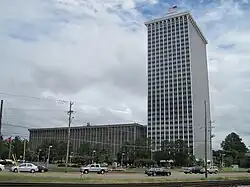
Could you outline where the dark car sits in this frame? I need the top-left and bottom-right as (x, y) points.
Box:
(37, 165), (48, 173)
(146, 167), (171, 176)
(184, 166), (205, 174)
(247, 168), (250, 173)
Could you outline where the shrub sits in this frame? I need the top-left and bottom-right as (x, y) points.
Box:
(57, 164), (66, 167)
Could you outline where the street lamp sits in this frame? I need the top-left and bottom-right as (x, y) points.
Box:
(69, 152), (74, 164)
(221, 153), (225, 168)
(37, 149), (41, 165)
(47, 145), (52, 168)
(121, 153), (125, 168)
(92, 150), (96, 164)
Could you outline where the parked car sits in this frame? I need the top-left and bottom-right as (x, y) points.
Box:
(37, 165), (48, 173)
(80, 164), (108, 174)
(184, 166), (205, 174)
(144, 168), (150, 174)
(207, 166), (218, 174)
(10, 163), (38, 173)
(247, 168), (250, 173)
(0, 164), (5, 171)
(146, 167), (171, 176)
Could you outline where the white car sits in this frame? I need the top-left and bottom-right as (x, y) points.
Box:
(0, 164), (5, 171)
(11, 163), (38, 173)
(207, 166), (219, 174)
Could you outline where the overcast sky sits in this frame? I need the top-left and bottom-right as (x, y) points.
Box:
(0, 0), (250, 149)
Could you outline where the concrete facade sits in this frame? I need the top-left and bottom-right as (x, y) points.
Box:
(29, 123), (147, 157)
(145, 11), (211, 160)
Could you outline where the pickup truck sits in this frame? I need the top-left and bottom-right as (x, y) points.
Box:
(80, 164), (108, 174)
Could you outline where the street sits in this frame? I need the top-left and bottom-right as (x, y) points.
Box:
(5, 171), (249, 180)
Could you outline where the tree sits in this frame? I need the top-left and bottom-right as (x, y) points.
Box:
(117, 138), (152, 165)
(11, 137), (24, 159)
(36, 140), (72, 162)
(221, 132), (248, 165)
(78, 142), (91, 156)
(0, 139), (8, 159)
(221, 132), (248, 153)
(134, 138), (151, 160)
(153, 139), (191, 167)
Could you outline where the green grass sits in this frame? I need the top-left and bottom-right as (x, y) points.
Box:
(49, 167), (79, 172)
(221, 167), (248, 173)
(0, 172), (249, 184)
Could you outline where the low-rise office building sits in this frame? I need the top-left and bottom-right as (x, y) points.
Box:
(29, 122), (146, 156)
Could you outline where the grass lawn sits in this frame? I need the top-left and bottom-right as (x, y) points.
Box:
(49, 167), (79, 172)
(0, 172), (249, 184)
(221, 167), (248, 173)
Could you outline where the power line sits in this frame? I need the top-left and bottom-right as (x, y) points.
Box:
(2, 123), (30, 129)
(0, 92), (69, 104)
(4, 107), (68, 112)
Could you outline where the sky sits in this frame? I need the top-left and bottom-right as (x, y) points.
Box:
(0, 0), (250, 150)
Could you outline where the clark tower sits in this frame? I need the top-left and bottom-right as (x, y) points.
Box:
(145, 11), (211, 159)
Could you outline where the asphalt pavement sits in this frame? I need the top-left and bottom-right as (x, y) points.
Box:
(4, 171), (249, 180)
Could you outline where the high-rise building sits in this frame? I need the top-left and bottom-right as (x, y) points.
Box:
(145, 11), (211, 159)
(29, 123), (147, 157)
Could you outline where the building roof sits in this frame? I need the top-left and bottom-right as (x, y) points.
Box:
(144, 11), (207, 44)
(28, 122), (146, 131)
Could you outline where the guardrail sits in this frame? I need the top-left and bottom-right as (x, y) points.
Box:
(1, 180), (250, 187)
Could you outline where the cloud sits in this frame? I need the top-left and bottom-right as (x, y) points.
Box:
(1, 0), (250, 149)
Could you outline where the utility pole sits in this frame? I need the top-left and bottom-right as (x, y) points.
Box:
(150, 145), (153, 160)
(65, 101), (74, 173)
(0, 100), (3, 136)
(209, 120), (215, 166)
(8, 141), (12, 159)
(204, 100), (208, 178)
(23, 140), (26, 163)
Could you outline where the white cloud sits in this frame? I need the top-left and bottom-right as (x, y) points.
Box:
(1, 0), (250, 149)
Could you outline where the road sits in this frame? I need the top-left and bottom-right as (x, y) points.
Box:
(6, 171), (249, 180)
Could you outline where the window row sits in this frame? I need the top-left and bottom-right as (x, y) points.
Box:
(149, 83), (191, 87)
(148, 26), (188, 34)
(148, 118), (193, 122)
(148, 116), (193, 120)
(148, 67), (191, 72)
(148, 103), (192, 107)
(149, 62), (190, 67)
(149, 78), (191, 82)
(148, 16), (188, 26)
(149, 34), (189, 42)
(148, 86), (191, 91)
(148, 71), (191, 77)
(148, 124), (193, 128)
(149, 62), (189, 67)
(149, 35), (189, 42)
(149, 40), (189, 47)
(149, 74), (191, 79)
(148, 19), (188, 28)
(148, 19), (188, 27)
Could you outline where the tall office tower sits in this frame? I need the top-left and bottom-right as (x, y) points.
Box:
(145, 11), (211, 160)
